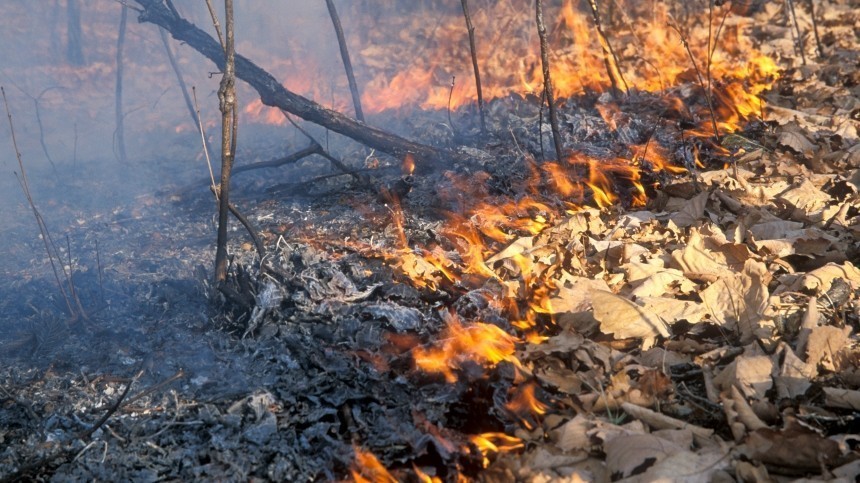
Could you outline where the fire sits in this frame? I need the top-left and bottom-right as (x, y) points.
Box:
(243, 0), (778, 134)
(505, 382), (549, 430)
(469, 433), (525, 468)
(413, 317), (520, 383)
(351, 446), (397, 483)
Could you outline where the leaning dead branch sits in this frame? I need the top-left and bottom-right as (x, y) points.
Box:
(159, 27), (214, 157)
(586, 0), (629, 97)
(325, 0), (364, 123)
(132, 0), (462, 170)
(535, 0), (564, 160)
(460, 0), (486, 134)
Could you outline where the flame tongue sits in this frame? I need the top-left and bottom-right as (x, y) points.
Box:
(413, 316), (520, 384)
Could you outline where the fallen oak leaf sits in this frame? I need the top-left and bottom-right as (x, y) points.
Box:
(590, 290), (670, 349)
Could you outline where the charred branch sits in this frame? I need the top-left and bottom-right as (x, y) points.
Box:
(806, 0), (824, 59)
(786, 0), (807, 66)
(132, 0), (461, 170)
(586, 0), (629, 98)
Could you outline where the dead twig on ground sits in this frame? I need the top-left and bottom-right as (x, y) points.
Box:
(586, 0), (629, 98)
(535, 0), (564, 160)
(114, 3), (128, 163)
(325, 0), (364, 123)
(460, 0), (486, 134)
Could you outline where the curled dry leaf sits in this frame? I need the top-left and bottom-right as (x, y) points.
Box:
(822, 387), (860, 410)
(791, 261), (860, 293)
(806, 325), (852, 372)
(669, 190), (709, 228)
(713, 354), (774, 400)
(590, 290), (670, 349)
(698, 259), (771, 342)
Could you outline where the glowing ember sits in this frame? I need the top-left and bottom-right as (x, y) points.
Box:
(413, 317), (520, 383)
(351, 447), (397, 483)
(470, 433), (525, 468)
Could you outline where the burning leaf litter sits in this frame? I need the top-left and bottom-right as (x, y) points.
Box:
(1, 0), (860, 481)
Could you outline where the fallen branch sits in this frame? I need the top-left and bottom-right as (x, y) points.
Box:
(132, 0), (461, 170)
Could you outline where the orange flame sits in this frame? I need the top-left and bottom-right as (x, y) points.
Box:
(505, 382), (549, 430)
(351, 447), (397, 483)
(413, 317), (520, 383)
(470, 433), (525, 468)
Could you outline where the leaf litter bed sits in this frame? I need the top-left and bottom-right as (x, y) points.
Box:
(2, 2), (860, 481)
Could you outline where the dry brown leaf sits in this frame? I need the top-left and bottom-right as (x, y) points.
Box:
(486, 236), (534, 264)
(636, 296), (707, 324)
(670, 229), (730, 277)
(747, 219), (805, 240)
(590, 290), (670, 349)
(552, 415), (594, 453)
(670, 191), (709, 228)
(778, 178), (831, 215)
(603, 433), (686, 480)
(822, 387), (860, 410)
(698, 260), (771, 342)
(791, 262), (860, 293)
(745, 427), (843, 470)
(806, 325), (852, 372)
(629, 268), (697, 298)
(545, 277), (611, 314)
(777, 124), (817, 156)
(775, 343), (816, 398)
(713, 355), (774, 400)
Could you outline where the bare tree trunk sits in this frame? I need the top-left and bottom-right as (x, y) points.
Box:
(66, 0), (85, 65)
(215, 0), (237, 284)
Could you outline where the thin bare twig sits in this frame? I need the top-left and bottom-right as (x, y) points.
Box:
(669, 22), (720, 142)
(535, 0), (564, 160)
(461, 0), (486, 134)
(325, 0), (364, 122)
(204, 0), (224, 51)
(2, 86), (81, 320)
(114, 3), (128, 163)
(806, 0), (824, 59)
(786, 0), (807, 66)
